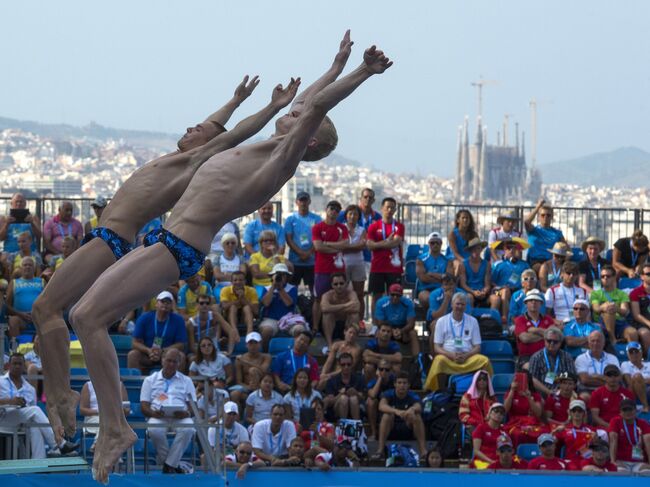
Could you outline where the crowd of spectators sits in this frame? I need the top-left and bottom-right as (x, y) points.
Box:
(2, 191), (650, 475)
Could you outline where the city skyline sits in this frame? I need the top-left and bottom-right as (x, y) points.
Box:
(2, 1), (650, 176)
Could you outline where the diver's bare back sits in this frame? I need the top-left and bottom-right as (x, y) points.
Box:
(165, 137), (290, 252)
(98, 150), (200, 240)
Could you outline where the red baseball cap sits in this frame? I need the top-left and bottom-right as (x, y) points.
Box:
(388, 283), (403, 295)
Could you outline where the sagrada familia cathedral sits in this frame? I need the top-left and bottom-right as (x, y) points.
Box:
(453, 116), (542, 203)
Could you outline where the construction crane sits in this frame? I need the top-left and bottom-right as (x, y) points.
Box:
(529, 98), (553, 168)
(470, 77), (498, 119)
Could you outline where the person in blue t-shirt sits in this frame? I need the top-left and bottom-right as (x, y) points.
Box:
(564, 299), (604, 358)
(415, 232), (451, 312)
(127, 291), (188, 373)
(375, 283), (418, 355)
(491, 238), (531, 324)
(259, 264), (299, 349)
(524, 199), (566, 271)
(284, 191), (322, 295)
(508, 269), (547, 324)
(243, 201), (285, 258)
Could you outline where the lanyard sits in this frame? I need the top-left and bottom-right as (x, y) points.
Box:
(630, 241), (639, 267)
(551, 260), (561, 282)
(163, 378), (173, 393)
(57, 222), (73, 238)
(381, 222), (395, 240)
(155, 317), (170, 339)
(290, 350), (307, 374)
(562, 285), (576, 311)
(360, 211), (376, 229)
(450, 316), (465, 339)
(589, 352), (605, 375)
(543, 349), (560, 374)
(603, 290), (614, 303)
(589, 263), (601, 283)
(570, 426), (590, 439)
(268, 430), (283, 455)
(623, 419), (639, 446)
(6, 377), (16, 398)
(196, 315), (211, 341)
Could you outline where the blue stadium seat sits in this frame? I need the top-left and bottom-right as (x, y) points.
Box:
(16, 334), (34, 344)
(405, 244), (425, 261)
(404, 260), (417, 289)
(570, 247), (586, 262)
(268, 337), (294, 355)
(129, 403), (145, 422)
(232, 337), (248, 356)
(70, 367), (88, 376)
(614, 343), (628, 363)
(619, 277), (641, 290)
(119, 368), (142, 376)
(491, 360), (515, 374)
(517, 443), (541, 461)
(472, 308), (501, 323)
(110, 335), (133, 352)
(480, 340), (513, 358)
(448, 373), (474, 397)
(491, 373), (513, 394)
(604, 248), (613, 263)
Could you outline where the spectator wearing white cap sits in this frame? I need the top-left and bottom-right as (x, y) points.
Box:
(259, 263), (299, 349)
(488, 211), (522, 262)
(230, 332), (271, 408)
(575, 330), (620, 396)
(621, 341), (650, 412)
(514, 289), (555, 365)
(207, 400), (250, 452)
(507, 269), (546, 324)
(415, 231), (452, 311)
(527, 433), (567, 470)
(127, 290), (188, 374)
(84, 195), (108, 234)
(564, 298), (603, 358)
(554, 399), (597, 466)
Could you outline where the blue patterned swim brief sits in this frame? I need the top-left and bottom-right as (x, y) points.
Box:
(143, 228), (205, 279)
(81, 227), (133, 260)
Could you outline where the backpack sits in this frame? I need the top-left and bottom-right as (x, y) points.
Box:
(421, 390), (454, 423)
(478, 316), (503, 340)
(426, 401), (459, 443)
(407, 352), (430, 390)
(335, 419), (368, 458)
(437, 417), (472, 460)
(296, 294), (313, 325)
(386, 444), (419, 467)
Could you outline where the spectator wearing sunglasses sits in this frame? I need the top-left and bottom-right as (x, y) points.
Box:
(528, 326), (577, 396)
(590, 264), (646, 348)
(564, 299), (603, 358)
(589, 364), (635, 428)
(621, 341), (650, 413)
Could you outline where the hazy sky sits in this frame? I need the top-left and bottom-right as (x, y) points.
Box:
(2, 1), (649, 176)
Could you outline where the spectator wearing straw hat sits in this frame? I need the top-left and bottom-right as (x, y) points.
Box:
(578, 236), (608, 293)
(524, 199), (566, 271)
(415, 231), (452, 310)
(488, 211), (522, 262)
(538, 242), (573, 293)
(458, 237), (494, 309)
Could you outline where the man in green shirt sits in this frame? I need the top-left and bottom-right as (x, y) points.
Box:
(590, 264), (648, 347)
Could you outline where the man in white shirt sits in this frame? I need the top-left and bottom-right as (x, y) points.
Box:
(545, 261), (587, 323)
(251, 403), (296, 463)
(140, 348), (197, 474)
(207, 401), (249, 452)
(0, 353), (78, 458)
(575, 330), (620, 396)
(423, 293), (492, 391)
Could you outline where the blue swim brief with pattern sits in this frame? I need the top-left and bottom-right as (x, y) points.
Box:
(81, 227), (133, 260)
(143, 227), (205, 279)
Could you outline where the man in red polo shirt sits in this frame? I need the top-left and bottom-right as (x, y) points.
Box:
(589, 364), (635, 428)
(528, 433), (567, 470)
(581, 438), (618, 472)
(514, 289), (555, 366)
(366, 197), (404, 322)
(609, 398), (650, 472)
(312, 200), (349, 336)
(487, 435), (528, 470)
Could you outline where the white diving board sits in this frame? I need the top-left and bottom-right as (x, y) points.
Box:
(0, 456), (89, 474)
